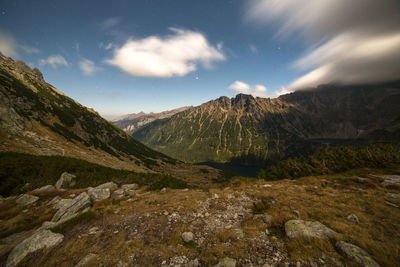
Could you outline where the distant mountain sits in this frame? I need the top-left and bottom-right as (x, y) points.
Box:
(112, 107), (190, 135)
(0, 52), (175, 172)
(133, 82), (400, 164)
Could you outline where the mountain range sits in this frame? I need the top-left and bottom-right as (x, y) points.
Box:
(132, 82), (400, 165)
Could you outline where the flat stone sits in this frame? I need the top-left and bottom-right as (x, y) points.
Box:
(112, 188), (124, 198)
(16, 194), (39, 206)
(47, 196), (62, 206)
(336, 241), (380, 267)
(347, 214), (360, 224)
(6, 230), (63, 267)
(34, 185), (55, 192)
(96, 182), (118, 190)
(74, 253), (98, 267)
(52, 192), (91, 222)
(285, 220), (339, 239)
(121, 184), (138, 191)
(386, 193), (400, 199)
(88, 187), (110, 202)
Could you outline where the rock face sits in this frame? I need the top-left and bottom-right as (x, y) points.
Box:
(6, 230), (64, 267)
(52, 192), (91, 222)
(336, 241), (380, 267)
(16, 194), (39, 206)
(96, 182), (118, 190)
(285, 220), (339, 239)
(88, 187), (110, 202)
(55, 172), (76, 189)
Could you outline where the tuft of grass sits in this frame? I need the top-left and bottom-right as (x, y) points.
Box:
(252, 198), (271, 214)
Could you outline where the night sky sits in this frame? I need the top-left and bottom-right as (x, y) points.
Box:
(1, 0), (399, 118)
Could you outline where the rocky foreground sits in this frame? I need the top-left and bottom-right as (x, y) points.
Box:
(1, 172), (400, 266)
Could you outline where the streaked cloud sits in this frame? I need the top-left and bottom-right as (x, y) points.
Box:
(106, 28), (225, 78)
(39, 54), (68, 68)
(0, 30), (39, 57)
(246, 0), (400, 90)
(79, 58), (101, 76)
(229, 81), (270, 98)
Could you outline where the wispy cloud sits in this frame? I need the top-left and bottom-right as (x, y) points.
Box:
(79, 58), (101, 76)
(106, 28), (225, 78)
(249, 44), (257, 54)
(38, 54), (68, 68)
(229, 81), (270, 98)
(0, 30), (39, 57)
(246, 0), (400, 90)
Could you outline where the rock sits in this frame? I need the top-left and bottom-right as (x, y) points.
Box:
(96, 181), (118, 190)
(385, 201), (399, 208)
(386, 193), (400, 199)
(262, 214), (273, 225)
(55, 172), (76, 189)
(160, 188), (167, 193)
(88, 227), (99, 235)
(88, 187), (110, 202)
(6, 230), (63, 267)
(121, 184), (138, 191)
(374, 175), (400, 188)
(336, 241), (380, 267)
(292, 210), (300, 218)
(285, 220), (339, 239)
(52, 192), (91, 222)
(112, 189), (125, 198)
(347, 214), (360, 224)
(0, 231), (32, 245)
(47, 196), (61, 206)
(74, 253), (98, 267)
(54, 198), (74, 210)
(34, 185), (55, 192)
(16, 194), (39, 206)
(182, 232), (194, 243)
(188, 259), (200, 267)
(215, 257), (236, 267)
(234, 228), (244, 239)
(356, 177), (366, 183)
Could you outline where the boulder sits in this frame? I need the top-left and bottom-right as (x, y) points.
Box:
(96, 182), (118, 190)
(112, 189), (124, 198)
(386, 192), (400, 199)
(6, 230), (63, 267)
(88, 187), (110, 202)
(182, 232), (194, 243)
(34, 185), (55, 192)
(55, 172), (76, 189)
(54, 198), (74, 210)
(16, 194), (39, 206)
(285, 220), (339, 239)
(74, 253), (98, 267)
(52, 192), (91, 222)
(336, 241), (380, 267)
(121, 184), (138, 191)
(215, 257), (236, 267)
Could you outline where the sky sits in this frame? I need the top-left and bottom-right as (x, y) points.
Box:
(0, 0), (399, 119)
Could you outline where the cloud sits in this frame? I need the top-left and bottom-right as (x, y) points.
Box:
(0, 30), (39, 57)
(106, 28), (225, 78)
(101, 17), (121, 30)
(246, 0), (400, 90)
(249, 44), (257, 54)
(229, 81), (270, 97)
(38, 55), (68, 68)
(79, 58), (101, 76)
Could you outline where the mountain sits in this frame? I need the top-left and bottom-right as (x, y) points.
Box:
(0, 52), (175, 172)
(112, 107), (190, 135)
(133, 82), (400, 164)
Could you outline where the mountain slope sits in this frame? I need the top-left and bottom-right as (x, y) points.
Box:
(0, 53), (175, 171)
(112, 106), (190, 135)
(133, 82), (400, 164)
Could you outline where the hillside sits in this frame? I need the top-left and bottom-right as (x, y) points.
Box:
(112, 106), (190, 135)
(133, 83), (400, 164)
(0, 53), (175, 171)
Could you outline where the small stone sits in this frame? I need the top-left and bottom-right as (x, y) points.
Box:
(385, 201), (399, 208)
(163, 211), (169, 216)
(112, 189), (124, 198)
(213, 193), (220, 199)
(347, 214), (359, 224)
(160, 188), (167, 193)
(121, 184), (138, 191)
(182, 188), (189, 192)
(181, 232), (194, 243)
(114, 230), (119, 234)
(292, 210), (300, 218)
(69, 194), (76, 198)
(262, 214), (273, 225)
(16, 194), (39, 206)
(188, 258), (200, 267)
(263, 184), (272, 188)
(74, 253), (98, 267)
(55, 172), (76, 189)
(215, 257), (236, 267)
(356, 177), (365, 183)
(88, 227), (99, 235)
